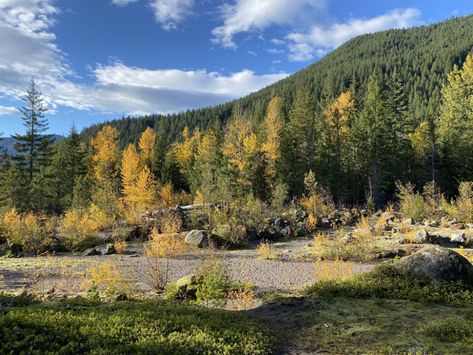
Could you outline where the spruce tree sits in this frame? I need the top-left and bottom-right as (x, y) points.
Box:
(283, 90), (317, 195)
(13, 80), (53, 183)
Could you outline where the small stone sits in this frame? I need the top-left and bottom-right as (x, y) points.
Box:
(82, 247), (100, 256)
(414, 229), (430, 243)
(450, 232), (467, 245)
(115, 294), (128, 301)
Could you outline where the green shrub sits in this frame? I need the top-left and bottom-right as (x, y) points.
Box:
(420, 317), (473, 342)
(307, 264), (473, 306)
(396, 182), (426, 221)
(0, 299), (271, 354)
(445, 182), (473, 223)
(196, 260), (230, 307)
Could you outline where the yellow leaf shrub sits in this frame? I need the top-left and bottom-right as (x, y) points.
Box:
(2, 208), (50, 254)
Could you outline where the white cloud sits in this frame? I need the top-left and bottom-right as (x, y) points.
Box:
(76, 63), (287, 114)
(111, 0), (139, 6)
(287, 8), (421, 61)
(0, 0), (286, 117)
(212, 0), (326, 48)
(149, 0), (194, 30)
(0, 105), (17, 115)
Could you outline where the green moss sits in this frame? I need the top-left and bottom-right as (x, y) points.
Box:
(0, 298), (271, 354)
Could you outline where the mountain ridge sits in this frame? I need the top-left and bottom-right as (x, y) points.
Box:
(81, 15), (473, 147)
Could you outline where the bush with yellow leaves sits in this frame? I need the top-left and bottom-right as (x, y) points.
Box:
(314, 259), (357, 281)
(142, 228), (188, 292)
(2, 208), (54, 254)
(257, 241), (278, 260)
(300, 171), (334, 231)
(59, 205), (112, 251)
(83, 260), (131, 296)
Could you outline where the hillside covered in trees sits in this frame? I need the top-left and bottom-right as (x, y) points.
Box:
(82, 14), (473, 148)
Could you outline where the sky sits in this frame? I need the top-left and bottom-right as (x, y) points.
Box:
(0, 0), (472, 136)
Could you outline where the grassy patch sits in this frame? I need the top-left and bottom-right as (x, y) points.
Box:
(301, 297), (473, 354)
(0, 297), (271, 354)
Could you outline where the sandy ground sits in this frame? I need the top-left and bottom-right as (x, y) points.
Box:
(0, 237), (375, 296)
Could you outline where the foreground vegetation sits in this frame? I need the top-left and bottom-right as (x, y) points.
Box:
(0, 296), (270, 354)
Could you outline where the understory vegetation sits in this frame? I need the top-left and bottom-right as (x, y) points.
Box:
(0, 296), (271, 354)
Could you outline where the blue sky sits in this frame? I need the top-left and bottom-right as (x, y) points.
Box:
(0, 0), (472, 136)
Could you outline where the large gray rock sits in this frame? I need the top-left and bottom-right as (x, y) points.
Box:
(414, 229), (430, 243)
(394, 246), (473, 284)
(185, 230), (209, 248)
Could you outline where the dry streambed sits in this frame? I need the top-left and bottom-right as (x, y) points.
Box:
(0, 237), (374, 296)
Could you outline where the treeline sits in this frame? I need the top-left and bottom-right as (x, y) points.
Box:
(1, 53), (473, 220)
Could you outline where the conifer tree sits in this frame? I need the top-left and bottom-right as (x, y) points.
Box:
(49, 126), (88, 211)
(282, 90), (317, 195)
(13, 80), (53, 183)
(351, 72), (387, 205)
(438, 54), (473, 182)
(323, 91), (355, 201)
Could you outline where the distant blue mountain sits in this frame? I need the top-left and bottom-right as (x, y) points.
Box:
(0, 135), (64, 155)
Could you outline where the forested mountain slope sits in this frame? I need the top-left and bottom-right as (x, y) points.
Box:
(81, 15), (473, 147)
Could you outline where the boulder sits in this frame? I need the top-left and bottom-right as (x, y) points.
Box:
(115, 294), (128, 301)
(341, 233), (354, 244)
(450, 232), (467, 245)
(82, 247), (100, 256)
(185, 230), (209, 248)
(377, 249), (406, 259)
(280, 226), (293, 238)
(96, 243), (116, 255)
(318, 218), (332, 229)
(175, 274), (201, 299)
(451, 223), (466, 230)
(403, 218), (414, 225)
(295, 222), (309, 236)
(8, 243), (23, 258)
(414, 229), (430, 244)
(394, 246), (473, 284)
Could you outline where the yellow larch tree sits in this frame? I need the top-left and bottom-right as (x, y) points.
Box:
(261, 97), (285, 183)
(172, 127), (201, 182)
(121, 143), (157, 222)
(138, 127), (156, 169)
(91, 125), (119, 182)
(223, 112), (264, 195)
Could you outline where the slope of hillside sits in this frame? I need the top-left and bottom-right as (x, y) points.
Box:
(0, 136), (64, 155)
(81, 15), (473, 147)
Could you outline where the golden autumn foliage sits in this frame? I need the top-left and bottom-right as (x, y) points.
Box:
(262, 97), (285, 181)
(122, 144), (141, 198)
(91, 125), (119, 182)
(121, 143), (157, 223)
(59, 205), (111, 251)
(173, 127), (201, 177)
(3, 208), (52, 254)
(324, 91), (355, 144)
(409, 121), (431, 158)
(139, 127), (156, 168)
